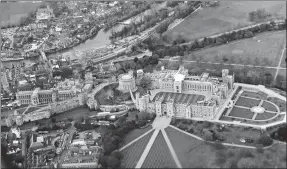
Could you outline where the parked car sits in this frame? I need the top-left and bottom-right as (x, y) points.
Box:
(245, 138), (254, 143)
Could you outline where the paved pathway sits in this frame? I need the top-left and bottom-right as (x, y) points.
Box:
(161, 129), (182, 168)
(274, 46), (286, 80)
(152, 116), (172, 129)
(135, 129), (160, 168)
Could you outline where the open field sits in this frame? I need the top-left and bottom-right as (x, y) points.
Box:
(165, 126), (286, 168)
(262, 101), (278, 112)
(142, 131), (177, 168)
(121, 131), (153, 168)
(235, 97), (261, 108)
(169, 1), (286, 41)
(165, 127), (206, 168)
(228, 107), (254, 119)
(122, 126), (153, 146)
(187, 31), (286, 67)
(0, 2), (43, 27)
(255, 112), (276, 120)
(278, 69), (287, 79)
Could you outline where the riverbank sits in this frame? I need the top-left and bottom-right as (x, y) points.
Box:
(45, 26), (101, 56)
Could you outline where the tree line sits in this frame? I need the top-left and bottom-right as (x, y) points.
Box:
(103, 2), (151, 31)
(144, 20), (286, 57)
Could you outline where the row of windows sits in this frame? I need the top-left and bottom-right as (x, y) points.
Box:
(18, 95), (32, 99)
(38, 94), (53, 98)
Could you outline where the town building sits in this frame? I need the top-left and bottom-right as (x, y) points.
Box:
(36, 5), (55, 20)
(16, 79), (85, 105)
(130, 67), (234, 120)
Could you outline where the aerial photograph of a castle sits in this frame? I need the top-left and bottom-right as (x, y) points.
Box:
(1, 1), (286, 168)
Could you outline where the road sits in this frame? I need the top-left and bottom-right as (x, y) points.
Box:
(274, 46), (286, 80)
(57, 123), (77, 165)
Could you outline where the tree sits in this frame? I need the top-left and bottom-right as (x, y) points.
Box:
(203, 130), (213, 141)
(256, 134), (273, 146)
(60, 66), (73, 79)
(51, 118), (56, 123)
(237, 158), (258, 168)
(107, 154), (121, 169)
(138, 111), (151, 121)
(140, 76), (151, 89)
(134, 57), (139, 63)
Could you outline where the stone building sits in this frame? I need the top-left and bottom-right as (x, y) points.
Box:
(36, 5), (55, 20)
(129, 67), (234, 120)
(118, 71), (137, 93)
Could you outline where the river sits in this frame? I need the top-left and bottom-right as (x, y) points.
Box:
(46, 2), (167, 60)
(46, 24), (125, 60)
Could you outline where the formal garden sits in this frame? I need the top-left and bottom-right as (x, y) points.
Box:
(220, 88), (285, 125)
(228, 107), (255, 119)
(235, 97), (261, 108)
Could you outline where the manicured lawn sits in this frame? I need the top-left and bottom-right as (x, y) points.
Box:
(267, 97), (286, 112)
(122, 126), (153, 146)
(255, 112), (276, 120)
(51, 107), (98, 121)
(278, 69), (287, 79)
(241, 91), (266, 100)
(229, 107), (254, 119)
(169, 1), (286, 41)
(262, 101), (278, 112)
(188, 31), (286, 67)
(165, 127), (209, 168)
(0, 2), (43, 26)
(235, 97), (261, 108)
(142, 131), (177, 168)
(121, 131), (153, 168)
(166, 125), (286, 168)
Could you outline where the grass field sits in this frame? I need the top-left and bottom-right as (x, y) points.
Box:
(169, 1), (286, 41)
(187, 31), (286, 67)
(262, 101), (278, 112)
(241, 91), (266, 100)
(165, 127), (208, 168)
(165, 126), (286, 168)
(142, 131), (177, 168)
(229, 107), (255, 119)
(122, 126), (153, 146)
(255, 112), (276, 120)
(0, 2), (43, 27)
(51, 108), (98, 121)
(235, 97), (261, 108)
(278, 69), (287, 79)
(121, 131), (153, 168)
